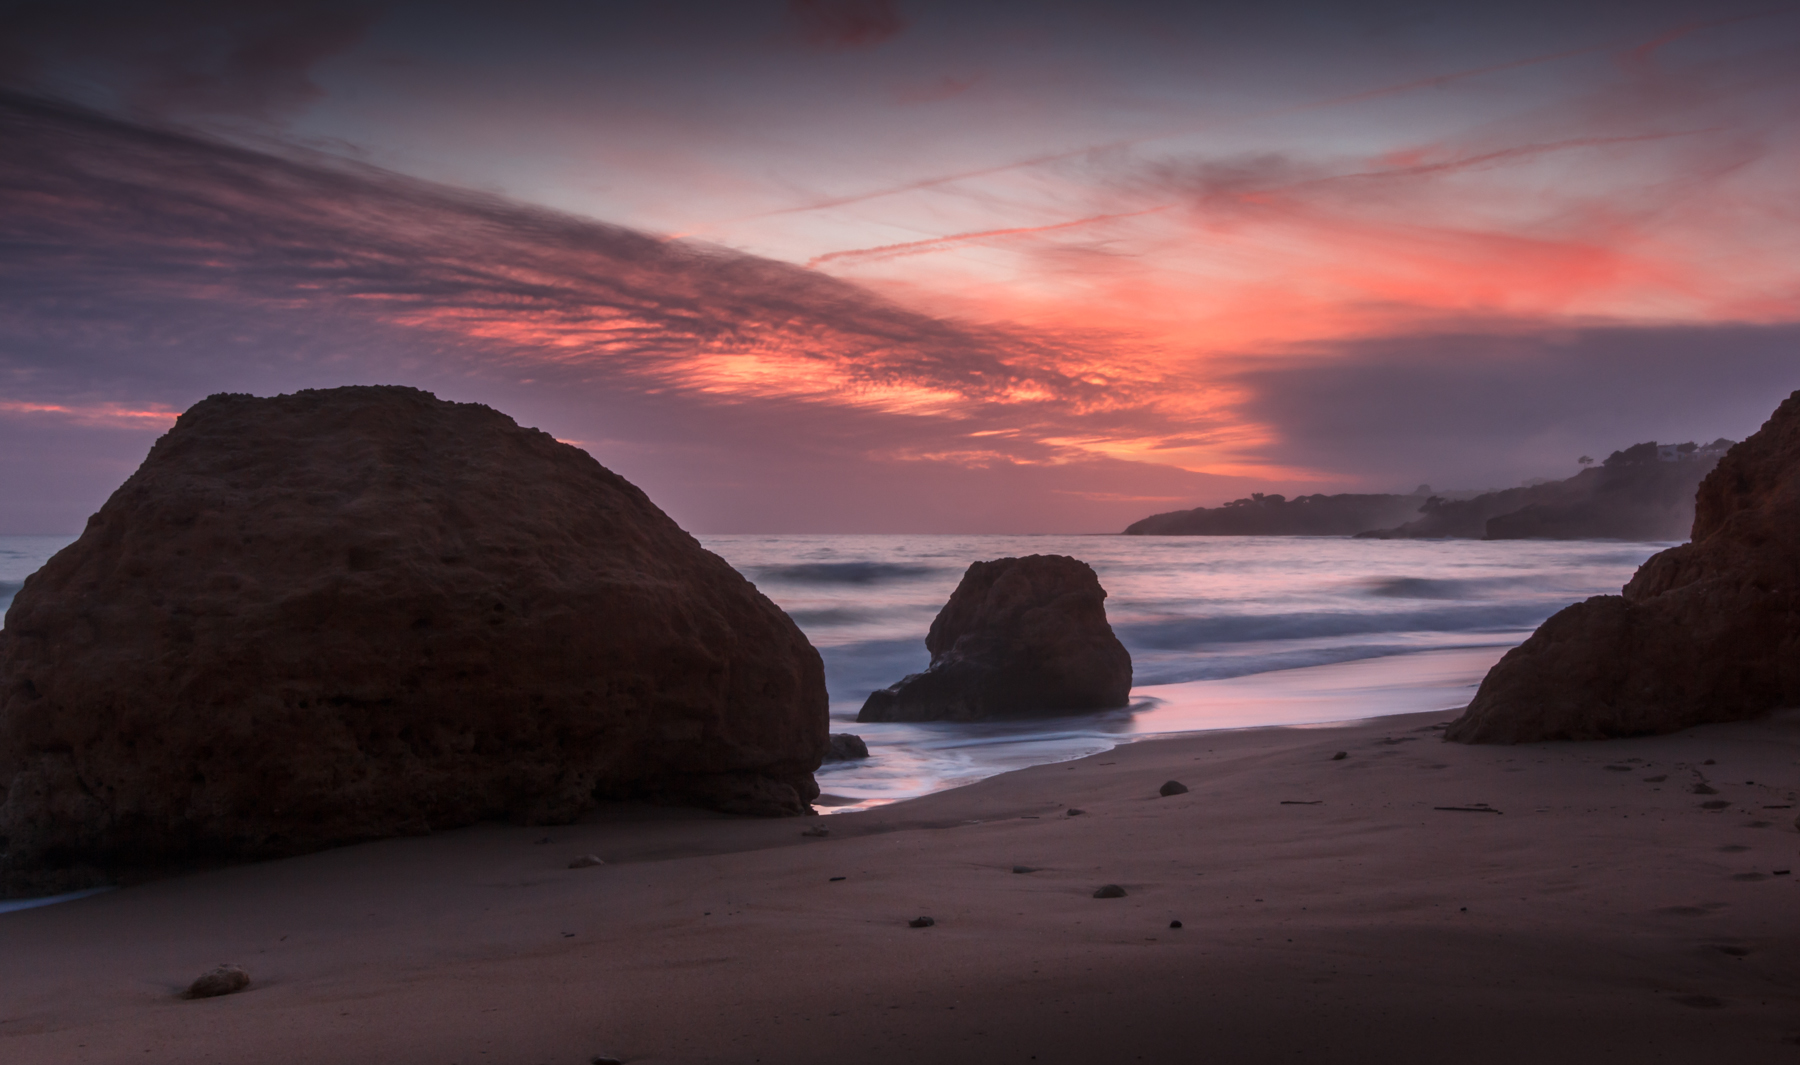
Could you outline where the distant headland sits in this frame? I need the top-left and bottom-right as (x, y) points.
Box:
(1124, 438), (1736, 539)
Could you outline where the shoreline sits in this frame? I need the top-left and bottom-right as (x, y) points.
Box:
(3, 708), (1797, 1063)
(814, 643), (1509, 813)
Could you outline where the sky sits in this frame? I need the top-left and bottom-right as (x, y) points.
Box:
(2, 0), (1798, 534)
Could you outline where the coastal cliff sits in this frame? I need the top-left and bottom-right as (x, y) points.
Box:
(1446, 393), (1800, 742)
(1127, 439), (1733, 540)
(1358, 442), (1728, 540)
(1124, 491), (1432, 536)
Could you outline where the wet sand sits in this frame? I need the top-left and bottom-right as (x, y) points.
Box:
(2, 708), (1797, 1064)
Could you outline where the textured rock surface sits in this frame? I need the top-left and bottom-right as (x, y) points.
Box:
(857, 555), (1131, 722)
(0, 386), (826, 891)
(1446, 390), (1800, 743)
(823, 733), (869, 761)
(184, 964), (250, 999)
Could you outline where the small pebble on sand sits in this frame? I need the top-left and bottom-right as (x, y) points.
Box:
(1169, 920), (1183, 929)
(1012, 865), (1038, 874)
(909, 916), (936, 928)
(1331, 751), (1347, 760)
(568, 854), (605, 868)
(1093, 884), (1127, 899)
(183, 964), (249, 999)
(1159, 780), (1189, 796)
(1066, 808), (1085, 817)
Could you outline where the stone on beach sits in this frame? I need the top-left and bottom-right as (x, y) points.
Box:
(568, 855), (606, 869)
(184, 964), (249, 999)
(857, 554), (1131, 723)
(1158, 780), (1189, 796)
(823, 733), (870, 761)
(1093, 884), (1128, 898)
(0, 386), (828, 893)
(1447, 389), (1800, 743)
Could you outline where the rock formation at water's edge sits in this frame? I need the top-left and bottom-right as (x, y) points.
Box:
(0, 386), (827, 894)
(1446, 391), (1800, 743)
(858, 555), (1131, 722)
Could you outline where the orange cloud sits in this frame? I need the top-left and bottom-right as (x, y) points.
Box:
(0, 400), (180, 428)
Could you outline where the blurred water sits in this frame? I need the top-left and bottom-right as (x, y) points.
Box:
(0, 535), (74, 622)
(702, 534), (1664, 812)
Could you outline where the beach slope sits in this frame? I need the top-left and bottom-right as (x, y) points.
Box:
(1, 709), (1796, 1064)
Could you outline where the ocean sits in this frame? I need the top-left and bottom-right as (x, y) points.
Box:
(701, 534), (1662, 812)
(0, 533), (1663, 815)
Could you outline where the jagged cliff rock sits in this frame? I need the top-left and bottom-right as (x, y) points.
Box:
(1445, 394), (1800, 743)
(0, 386), (827, 893)
(858, 555), (1131, 723)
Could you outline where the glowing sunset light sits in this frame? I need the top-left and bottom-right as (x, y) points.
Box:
(0, 401), (181, 429)
(2, 1), (1798, 533)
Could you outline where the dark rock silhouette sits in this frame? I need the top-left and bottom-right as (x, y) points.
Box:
(823, 733), (870, 761)
(0, 386), (826, 893)
(1358, 442), (1731, 540)
(857, 555), (1131, 722)
(1131, 439), (1734, 540)
(1125, 491), (1431, 536)
(1446, 393), (1800, 743)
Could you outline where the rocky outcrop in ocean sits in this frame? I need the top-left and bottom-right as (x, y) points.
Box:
(857, 555), (1131, 722)
(1446, 391), (1800, 743)
(0, 386), (826, 894)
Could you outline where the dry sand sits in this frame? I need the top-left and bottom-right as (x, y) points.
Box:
(2, 708), (1797, 1064)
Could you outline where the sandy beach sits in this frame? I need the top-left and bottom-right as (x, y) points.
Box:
(2, 707), (1796, 1064)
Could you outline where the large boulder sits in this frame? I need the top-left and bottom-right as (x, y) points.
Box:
(857, 555), (1131, 722)
(0, 386), (826, 892)
(1446, 390), (1800, 743)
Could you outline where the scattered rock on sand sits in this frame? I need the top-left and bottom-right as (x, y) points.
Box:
(909, 916), (936, 928)
(1331, 751), (1348, 760)
(184, 964), (249, 999)
(1093, 884), (1128, 898)
(1446, 389), (1800, 743)
(823, 733), (870, 761)
(1169, 920), (1183, 929)
(801, 826), (830, 837)
(1158, 780), (1189, 796)
(857, 555), (1131, 722)
(0, 386), (829, 894)
(1066, 808), (1086, 817)
(568, 855), (605, 869)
